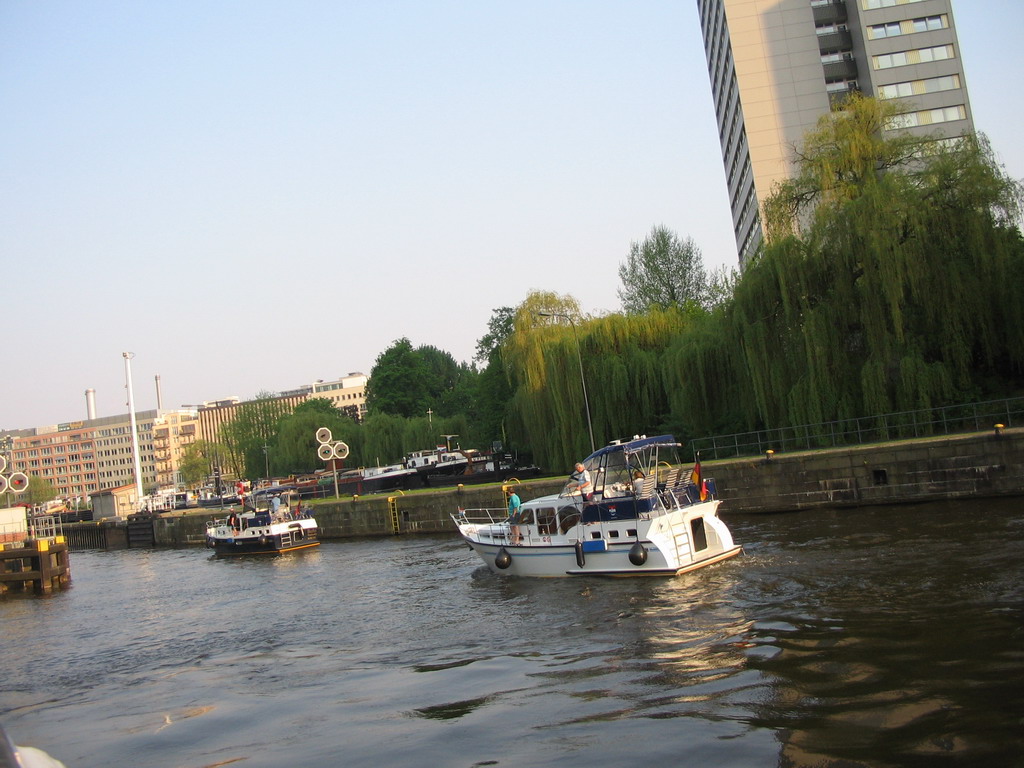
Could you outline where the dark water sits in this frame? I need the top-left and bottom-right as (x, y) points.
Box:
(2, 499), (1022, 768)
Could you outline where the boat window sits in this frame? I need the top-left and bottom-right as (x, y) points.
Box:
(558, 507), (580, 534)
(607, 529), (620, 538)
(627, 529), (637, 537)
(535, 507), (556, 535)
(690, 518), (708, 551)
(590, 531), (602, 539)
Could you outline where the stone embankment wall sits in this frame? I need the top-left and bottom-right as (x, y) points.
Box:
(68, 428), (1023, 548)
(713, 427), (1023, 514)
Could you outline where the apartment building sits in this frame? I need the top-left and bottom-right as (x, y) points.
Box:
(696, 0), (973, 265)
(2, 411), (159, 499)
(153, 410), (200, 489)
(2, 373), (369, 498)
(311, 373), (368, 420)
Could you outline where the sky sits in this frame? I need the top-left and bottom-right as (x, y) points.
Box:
(2, 1), (1022, 432)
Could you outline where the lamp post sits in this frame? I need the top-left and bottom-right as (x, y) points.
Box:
(536, 312), (595, 454)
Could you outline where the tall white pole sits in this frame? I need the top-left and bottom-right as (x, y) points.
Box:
(123, 352), (145, 508)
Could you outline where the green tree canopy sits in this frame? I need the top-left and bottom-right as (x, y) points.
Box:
(617, 225), (709, 313)
(271, 398), (354, 476)
(703, 94), (1024, 431)
(366, 338), (476, 420)
(25, 475), (58, 507)
(220, 393), (292, 480)
(178, 440), (221, 489)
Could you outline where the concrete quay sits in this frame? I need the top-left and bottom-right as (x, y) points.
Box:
(60, 427), (1024, 550)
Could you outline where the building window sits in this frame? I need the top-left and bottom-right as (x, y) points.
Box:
(872, 44), (954, 70)
(862, 0), (927, 10)
(886, 104), (967, 130)
(868, 16), (946, 40)
(869, 21), (902, 39)
(877, 74), (960, 99)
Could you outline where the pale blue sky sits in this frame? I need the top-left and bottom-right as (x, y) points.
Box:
(2, 1), (1021, 430)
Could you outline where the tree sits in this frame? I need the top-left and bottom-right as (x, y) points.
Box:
(220, 393), (292, 480)
(178, 440), (221, 490)
(617, 225), (708, 313)
(365, 338), (430, 418)
(273, 398), (353, 475)
(365, 338), (478, 420)
(696, 94), (1024, 432)
(473, 306), (517, 446)
(24, 475), (58, 507)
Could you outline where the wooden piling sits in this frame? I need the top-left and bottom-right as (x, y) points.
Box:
(0, 537), (71, 595)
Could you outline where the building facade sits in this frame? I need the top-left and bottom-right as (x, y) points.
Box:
(2, 372), (369, 501)
(153, 410), (200, 489)
(697, 0), (974, 265)
(2, 411), (159, 500)
(311, 373), (368, 420)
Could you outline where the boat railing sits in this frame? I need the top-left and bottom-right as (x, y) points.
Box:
(453, 507), (509, 525)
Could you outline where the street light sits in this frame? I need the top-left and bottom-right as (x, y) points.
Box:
(536, 312), (595, 454)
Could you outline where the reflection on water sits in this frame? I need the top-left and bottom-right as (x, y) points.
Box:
(1, 499), (1022, 767)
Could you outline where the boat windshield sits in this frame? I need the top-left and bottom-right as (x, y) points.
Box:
(559, 440), (669, 500)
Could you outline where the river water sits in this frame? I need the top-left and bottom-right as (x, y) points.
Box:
(2, 498), (1022, 768)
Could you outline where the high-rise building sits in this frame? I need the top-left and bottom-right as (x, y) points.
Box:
(697, 0), (973, 266)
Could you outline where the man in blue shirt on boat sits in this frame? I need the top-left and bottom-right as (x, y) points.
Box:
(507, 487), (522, 544)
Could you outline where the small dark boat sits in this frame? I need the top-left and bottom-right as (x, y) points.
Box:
(205, 490), (319, 556)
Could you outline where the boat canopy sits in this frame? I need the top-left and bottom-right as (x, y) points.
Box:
(557, 435), (683, 503)
(251, 485), (299, 497)
(582, 435), (681, 463)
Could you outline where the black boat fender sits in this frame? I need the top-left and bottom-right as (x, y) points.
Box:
(628, 542), (648, 566)
(494, 547), (512, 569)
(575, 541), (585, 568)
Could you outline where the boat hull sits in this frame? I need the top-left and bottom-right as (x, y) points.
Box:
(455, 500), (741, 577)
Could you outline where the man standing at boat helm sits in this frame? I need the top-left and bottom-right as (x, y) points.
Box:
(570, 462), (592, 500)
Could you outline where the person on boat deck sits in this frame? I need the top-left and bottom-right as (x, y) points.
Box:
(570, 462), (593, 500)
(507, 488), (522, 544)
(271, 495), (281, 516)
(632, 470), (645, 496)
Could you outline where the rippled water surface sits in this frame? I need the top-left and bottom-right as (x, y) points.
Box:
(3, 499), (1022, 767)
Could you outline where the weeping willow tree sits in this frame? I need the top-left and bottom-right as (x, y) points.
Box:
(353, 412), (472, 469)
(721, 94), (1024, 431)
(503, 291), (699, 469)
(220, 393), (293, 480)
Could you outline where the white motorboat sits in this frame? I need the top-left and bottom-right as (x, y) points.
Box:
(452, 435), (741, 577)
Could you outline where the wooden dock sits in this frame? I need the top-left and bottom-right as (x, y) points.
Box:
(0, 538), (71, 595)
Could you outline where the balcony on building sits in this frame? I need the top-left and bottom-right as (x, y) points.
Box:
(823, 57), (858, 81)
(812, 0), (848, 27)
(827, 80), (861, 108)
(817, 29), (853, 54)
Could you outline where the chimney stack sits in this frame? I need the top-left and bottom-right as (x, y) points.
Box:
(85, 388), (97, 420)
(155, 374), (163, 410)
